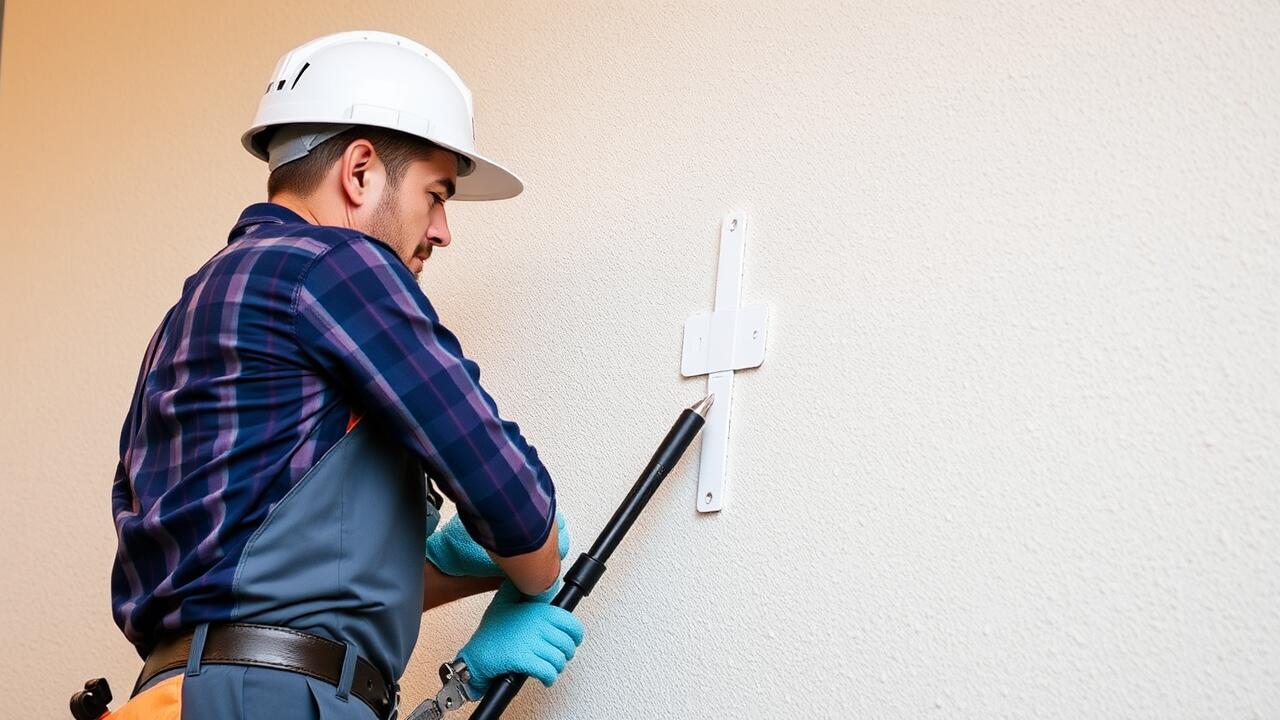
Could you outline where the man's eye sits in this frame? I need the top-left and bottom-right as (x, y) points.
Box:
(429, 192), (445, 205)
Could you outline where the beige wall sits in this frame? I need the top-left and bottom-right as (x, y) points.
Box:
(3, 1), (1279, 717)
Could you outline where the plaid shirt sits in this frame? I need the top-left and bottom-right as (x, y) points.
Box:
(111, 202), (556, 655)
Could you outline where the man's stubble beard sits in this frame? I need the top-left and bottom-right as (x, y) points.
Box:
(366, 189), (417, 275)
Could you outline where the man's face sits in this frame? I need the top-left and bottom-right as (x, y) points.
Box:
(365, 150), (458, 278)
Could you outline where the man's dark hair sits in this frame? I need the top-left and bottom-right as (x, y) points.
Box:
(266, 125), (447, 198)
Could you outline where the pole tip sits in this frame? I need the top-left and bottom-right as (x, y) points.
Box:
(688, 393), (715, 418)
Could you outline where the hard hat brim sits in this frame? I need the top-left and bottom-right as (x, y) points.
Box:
(437, 142), (524, 202)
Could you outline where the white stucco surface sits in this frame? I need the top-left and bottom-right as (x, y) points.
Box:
(1, 1), (1277, 717)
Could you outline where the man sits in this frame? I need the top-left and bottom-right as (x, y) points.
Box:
(107, 31), (581, 719)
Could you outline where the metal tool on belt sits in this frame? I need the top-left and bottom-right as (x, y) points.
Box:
(404, 658), (473, 720)
(406, 393), (714, 720)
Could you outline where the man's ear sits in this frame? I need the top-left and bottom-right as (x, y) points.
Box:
(339, 139), (377, 207)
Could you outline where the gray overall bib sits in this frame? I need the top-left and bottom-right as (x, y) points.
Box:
(139, 417), (441, 719)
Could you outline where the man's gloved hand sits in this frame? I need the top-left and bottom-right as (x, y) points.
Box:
(456, 580), (584, 698)
(426, 510), (570, 577)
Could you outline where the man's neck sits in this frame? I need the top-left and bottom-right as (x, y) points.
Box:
(267, 193), (321, 225)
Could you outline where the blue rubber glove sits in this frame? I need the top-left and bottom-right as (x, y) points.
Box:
(426, 510), (570, 577)
(456, 580), (585, 698)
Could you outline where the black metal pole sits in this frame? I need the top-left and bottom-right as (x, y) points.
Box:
(470, 394), (714, 719)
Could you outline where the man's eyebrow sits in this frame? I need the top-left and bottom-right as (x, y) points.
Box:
(431, 179), (456, 200)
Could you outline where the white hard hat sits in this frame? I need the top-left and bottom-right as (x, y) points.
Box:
(242, 30), (522, 201)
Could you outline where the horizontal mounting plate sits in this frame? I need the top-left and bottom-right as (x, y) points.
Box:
(680, 305), (768, 377)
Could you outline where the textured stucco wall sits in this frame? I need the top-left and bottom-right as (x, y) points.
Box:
(2, 1), (1278, 717)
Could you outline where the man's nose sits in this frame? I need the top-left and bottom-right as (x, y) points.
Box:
(429, 205), (452, 248)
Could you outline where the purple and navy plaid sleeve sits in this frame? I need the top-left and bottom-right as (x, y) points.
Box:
(294, 237), (556, 556)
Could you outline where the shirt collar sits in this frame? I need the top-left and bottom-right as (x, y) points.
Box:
(227, 202), (312, 244)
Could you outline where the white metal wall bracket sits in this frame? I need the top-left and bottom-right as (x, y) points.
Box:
(681, 211), (767, 513)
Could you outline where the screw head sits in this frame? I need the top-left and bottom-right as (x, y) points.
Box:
(729, 218), (738, 231)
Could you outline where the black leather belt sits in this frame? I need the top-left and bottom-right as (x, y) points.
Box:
(134, 622), (396, 719)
